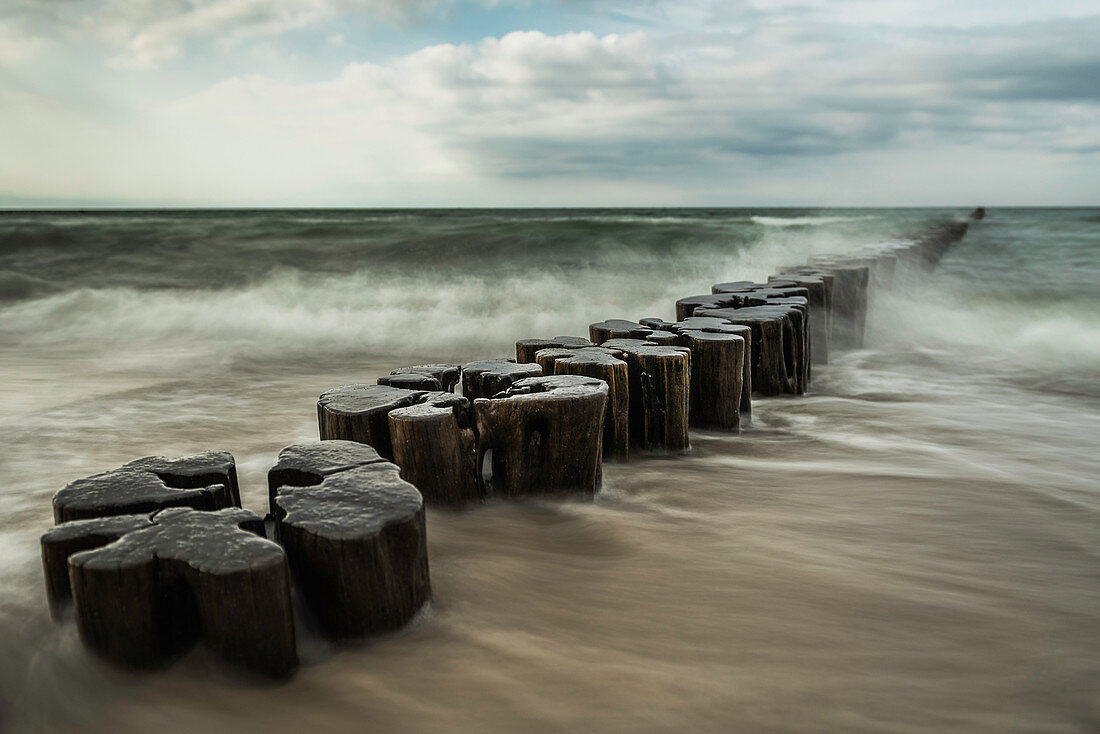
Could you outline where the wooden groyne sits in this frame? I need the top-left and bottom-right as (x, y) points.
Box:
(41, 216), (973, 677)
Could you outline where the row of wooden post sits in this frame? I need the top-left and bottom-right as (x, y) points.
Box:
(41, 219), (971, 678)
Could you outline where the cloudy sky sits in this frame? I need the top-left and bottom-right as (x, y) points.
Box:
(2, 0), (1098, 207)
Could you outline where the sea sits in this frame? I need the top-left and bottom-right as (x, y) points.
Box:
(0, 207), (1097, 733)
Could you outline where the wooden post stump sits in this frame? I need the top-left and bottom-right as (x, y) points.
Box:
(53, 454), (240, 524)
(377, 373), (443, 391)
(673, 317), (753, 419)
(675, 294), (739, 321)
(677, 330), (745, 432)
(589, 319), (648, 344)
(473, 375), (608, 497)
(267, 440), (385, 512)
(273, 463), (430, 640)
(317, 384), (425, 460)
(696, 306), (803, 396)
(41, 515), (153, 619)
(389, 393), (481, 507)
(769, 274), (831, 364)
(379, 364), (461, 392)
(461, 359), (542, 399)
(67, 507), (297, 678)
(546, 348), (630, 459)
(601, 340), (691, 452)
(515, 336), (592, 364)
(804, 259), (870, 349)
(123, 451), (241, 507)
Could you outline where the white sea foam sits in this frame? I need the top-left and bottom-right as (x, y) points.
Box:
(751, 215), (877, 227)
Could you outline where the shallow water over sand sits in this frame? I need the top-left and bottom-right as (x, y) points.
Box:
(1, 209), (1098, 733)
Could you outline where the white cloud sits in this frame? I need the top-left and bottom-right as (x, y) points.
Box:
(2, 6), (1099, 205)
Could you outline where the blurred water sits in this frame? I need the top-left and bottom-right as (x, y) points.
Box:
(0, 208), (1097, 733)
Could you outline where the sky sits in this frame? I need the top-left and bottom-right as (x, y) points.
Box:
(1, 0), (1098, 207)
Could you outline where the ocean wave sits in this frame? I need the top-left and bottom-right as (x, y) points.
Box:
(0, 270), (59, 301)
(751, 215), (877, 227)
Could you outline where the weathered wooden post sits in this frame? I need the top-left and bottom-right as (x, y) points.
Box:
(65, 507), (298, 678)
(542, 348), (631, 458)
(273, 462), (431, 640)
(461, 359), (543, 399)
(589, 319), (649, 344)
(41, 515), (154, 618)
(473, 375), (608, 496)
(695, 305), (803, 396)
(389, 393), (481, 506)
(768, 274), (831, 364)
(674, 294), (739, 322)
(317, 384), (425, 460)
(267, 440), (385, 512)
(673, 317), (753, 419)
(677, 330), (745, 431)
(53, 451), (241, 523)
(378, 364), (461, 392)
(601, 339), (691, 451)
(804, 259), (870, 349)
(515, 336), (593, 364)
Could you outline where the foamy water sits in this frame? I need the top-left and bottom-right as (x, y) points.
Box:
(0, 208), (1098, 733)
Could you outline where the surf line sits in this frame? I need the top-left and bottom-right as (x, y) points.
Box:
(40, 214), (976, 678)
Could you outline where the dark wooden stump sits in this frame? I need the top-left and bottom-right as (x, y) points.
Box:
(515, 336), (593, 364)
(601, 340), (690, 451)
(696, 306), (803, 396)
(273, 463), (430, 640)
(377, 373), (442, 391)
(675, 294), (739, 321)
(461, 359), (542, 399)
(769, 274), (831, 364)
(804, 259), (869, 349)
(677, 330), (745, 432)
(546, 348), (630, 459)
(67, 507), (297, 678)
(672, 317), (753, 419)
(379, 364), (461, 392)
(41, 515), (153, 619)
(644, 330), (681, 346)
(54, 456), (239, 524)
(473, 375), (607, 497)
(589, 319), (648, 344)
(389, 392), (481, 507)
(123, 451), (241, 507)
(267, 440), (385, 512)
(317, 384), (425, 461)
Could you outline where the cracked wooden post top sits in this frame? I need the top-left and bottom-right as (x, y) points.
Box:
(802, 258), (870, 349)
(41, 514), (154, 619)
(473, 374), (608, 497)
(317, 383), (427, 460)
(272, 463), (431, 640)
(697, 305), (806, 396)
(539, 347), (630, 459)
(461, 359), (542, 400)
(769, 273), (831, 365)
(600, 340), (691, 452)
(53, 451), (240, 523)
(515, 336), (593, 364)
(267, 440), (385, 512)
(669, 318), (753, 418)
(674, 294), (741, 322)
(389, 392), (481, 507)
(378, 364), (461, 392)
(678, 329), (746, 432)
(67, 507), (297, 678)
(588, 319), (650, 344)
